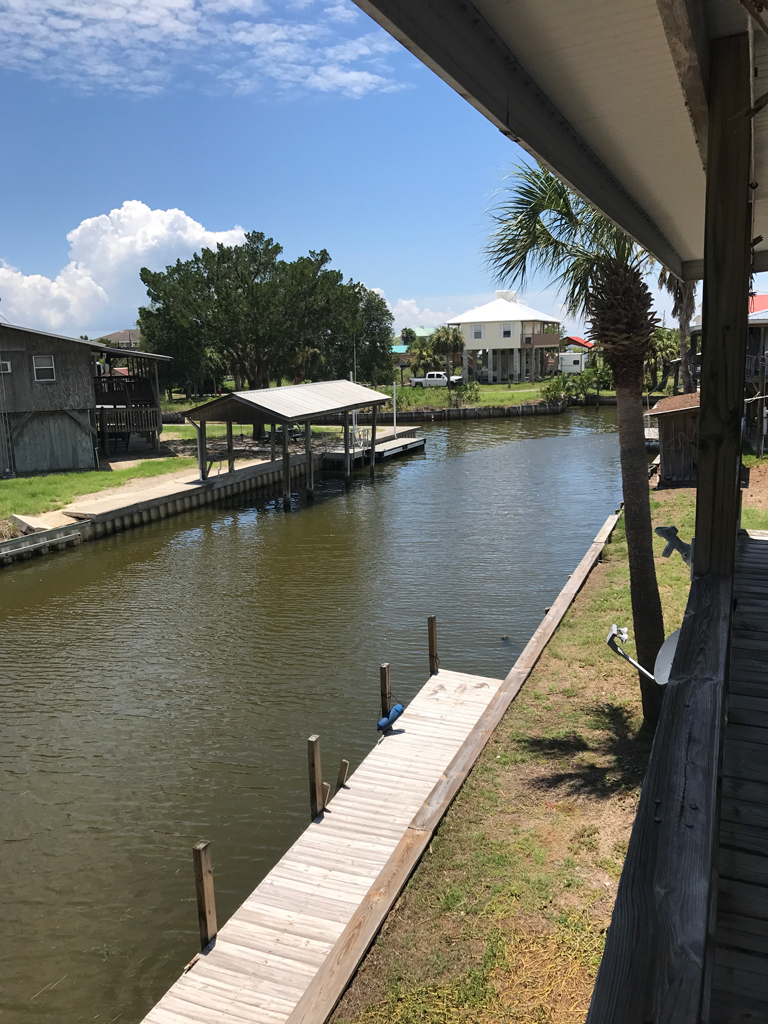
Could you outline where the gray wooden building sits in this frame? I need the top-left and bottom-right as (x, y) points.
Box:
(0, 323), (169, 476)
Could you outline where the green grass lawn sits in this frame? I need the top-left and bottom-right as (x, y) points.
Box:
(0, 457), (198, 519)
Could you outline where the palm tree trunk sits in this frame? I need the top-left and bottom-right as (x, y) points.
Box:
(615, 382), (666, 725)
(679, 312), (693, 393)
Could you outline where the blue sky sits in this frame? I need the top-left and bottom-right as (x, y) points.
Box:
(0, 0), (707, 338)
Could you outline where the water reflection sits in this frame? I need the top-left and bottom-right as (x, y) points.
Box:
(1, 408), (619, 1023)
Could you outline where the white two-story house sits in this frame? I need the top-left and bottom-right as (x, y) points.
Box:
(449, 292), (561, 383)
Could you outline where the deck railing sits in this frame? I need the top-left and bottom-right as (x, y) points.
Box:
(101, 407), (163, 434)
(587, 572), (731, 1024)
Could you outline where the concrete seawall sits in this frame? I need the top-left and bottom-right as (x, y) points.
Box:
(0, 453), (322, 569)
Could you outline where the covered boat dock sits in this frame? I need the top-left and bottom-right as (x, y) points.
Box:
(187, 380), (389, 506)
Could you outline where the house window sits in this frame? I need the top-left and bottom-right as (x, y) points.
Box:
(33, 355), (55, 382)
(471, 324), (485, 341)
(523, 336), (532, 346)
(501, 322), (512, 339)
(0, 358), (10, 374)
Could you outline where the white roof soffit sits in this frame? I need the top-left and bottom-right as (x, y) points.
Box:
(190, 379), (389, 423)
(353, 0), (768, 280)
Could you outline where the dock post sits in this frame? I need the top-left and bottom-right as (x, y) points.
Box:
(336, 759), (349, 794)
(198, 421), (208, 481)
(308, 734), (324, 819)
(343, 411), (351, 486)
(428, 614), (438, 675)
(192, 840), (218, 951)
(270, 423), (276, 462)
(305, 422), (314, 500)
(226, 421), (234, 474)
(282, 423), (290, 509)
(380, 662), (391, 718)
(370, 405), (377, 478)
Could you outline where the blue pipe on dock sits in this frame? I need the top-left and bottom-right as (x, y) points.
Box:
(377, 703), (404, 731)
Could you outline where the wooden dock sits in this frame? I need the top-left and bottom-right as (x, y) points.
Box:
(141, 511), (621, 1024)
(321, 425), (425, 467)
(711, 529), (768, 1020)
(142, 669), (505, 1024)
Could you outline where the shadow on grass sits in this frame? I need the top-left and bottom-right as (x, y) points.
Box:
(517, 701), (651, 798)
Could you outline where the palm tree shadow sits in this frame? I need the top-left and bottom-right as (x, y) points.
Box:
(518, 701), (650, 798)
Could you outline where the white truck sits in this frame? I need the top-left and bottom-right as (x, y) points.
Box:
(409, 371), (463, 388)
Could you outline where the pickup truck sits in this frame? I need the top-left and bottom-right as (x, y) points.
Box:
(409, 371), (463, 388)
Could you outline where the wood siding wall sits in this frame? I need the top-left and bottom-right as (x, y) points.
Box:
(0, 327), (96, 472)
(659, 410), (698, 485)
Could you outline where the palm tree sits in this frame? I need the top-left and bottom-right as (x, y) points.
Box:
(486, 164), (665, 726)
(431, 325), (464, 386)
(658, 269), (696, 393)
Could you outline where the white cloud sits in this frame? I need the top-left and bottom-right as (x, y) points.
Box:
(0, 0), (407, 97)
(0, 200), (246, 336)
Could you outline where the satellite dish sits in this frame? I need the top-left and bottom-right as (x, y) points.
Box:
(653, 629), (681, 686)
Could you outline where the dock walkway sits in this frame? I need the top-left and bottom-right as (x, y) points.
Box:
(142, 668), (505, 1024)
(712, 529), (768, 1021)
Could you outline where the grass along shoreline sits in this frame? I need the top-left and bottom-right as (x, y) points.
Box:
(330, 484), (768, 1024)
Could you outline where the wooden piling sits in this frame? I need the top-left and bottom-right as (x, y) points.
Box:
(308, 734), (323, 820)
(226, 422), (234, 474)
(380, 662), (391, 719)
(336, 759), (349, 794)
(322, 782), (331, 810)
(428, 615), (438, 675)
(305, 422), (314, 499)
(343, 412), (351, 486)
(198, 421), (209, 481)
(192, 840), (217, 951)
(370, 405), (377, 477)
(282, 424), (290, 509)
(270, 423), (276, 462)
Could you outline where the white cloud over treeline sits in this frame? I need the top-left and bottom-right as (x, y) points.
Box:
(0, 201), (246, 336)
(0, 0), (406, 96)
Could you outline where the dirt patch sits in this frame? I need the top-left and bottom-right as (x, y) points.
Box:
(332, 501), (693, 1023)
(743, 459), (768, 509)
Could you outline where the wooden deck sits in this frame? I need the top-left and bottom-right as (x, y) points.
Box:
(142, 668), (505, 1024)
(712, 529), (768, 1022)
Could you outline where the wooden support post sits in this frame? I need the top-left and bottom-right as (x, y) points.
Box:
(335, 759), (349, 794)
(305, 422), (314, 499)
(343, 411), (351, 486)
(192, 840), (217, 951)
(428, 614), (438, 675)
(270, 422), (276, 462)
(322, 782), (331, 809)
(282, 422), (290, 509)
(99, 406), (108, 454)
(694, 32), (751, 576)
(380, 662), (391, 719)
(226, 421), (234, 474)
(370, 405), (377, 477)
(308, 734), (323, 820)
(198, 421), (208, 480)
(758, 330), (766, 459)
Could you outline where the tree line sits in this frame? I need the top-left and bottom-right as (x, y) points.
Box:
(138, 232), (395, 397)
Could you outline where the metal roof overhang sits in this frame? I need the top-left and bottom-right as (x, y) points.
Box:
(0, 322), (172, 360)
(188, 380), (389, 424)
(352, 0), (768, 280)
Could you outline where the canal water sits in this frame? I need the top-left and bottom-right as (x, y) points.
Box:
(1, 409), (621, 1023)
